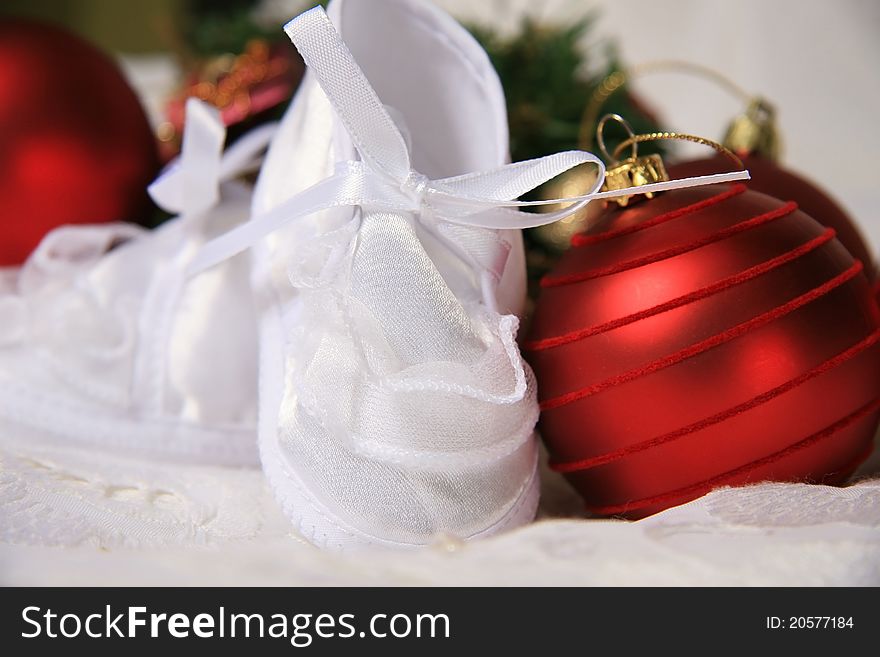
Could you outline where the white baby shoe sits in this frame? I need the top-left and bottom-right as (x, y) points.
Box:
(256, 0), (539, 549)
(188, 0), (614, 550)
(0, 100), (274, 466)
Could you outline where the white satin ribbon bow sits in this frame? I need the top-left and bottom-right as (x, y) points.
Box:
(149, 98), (279, 216)
(187, 6), (749, 276)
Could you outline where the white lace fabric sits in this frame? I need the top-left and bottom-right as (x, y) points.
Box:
(0, 434), (288, 550)
(1, 441), (877, 584)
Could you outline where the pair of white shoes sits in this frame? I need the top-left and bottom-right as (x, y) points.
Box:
(0, 0), (739, 551)
(0, 0), (551, 551)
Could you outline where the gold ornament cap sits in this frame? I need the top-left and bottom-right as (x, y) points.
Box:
(722, 97), (782, 160)
(601, 154), (669, 207)
(596, 114), (669, 207)
(599, 116), (746, 208)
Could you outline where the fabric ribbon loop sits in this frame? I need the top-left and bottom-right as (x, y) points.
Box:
(149, 98), (278, 217)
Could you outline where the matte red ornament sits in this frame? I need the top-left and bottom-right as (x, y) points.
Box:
(669, 154), (876, 282)
(525, 183), (880, 518)
(0, 19), (160, 266)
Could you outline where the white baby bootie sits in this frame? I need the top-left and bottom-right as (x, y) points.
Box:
(187, 0), (602, 551)
(0, 99), (274, 466)
(255, 0), (540, 550)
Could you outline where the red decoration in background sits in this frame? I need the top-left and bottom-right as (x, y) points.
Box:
(669, 154), (876, 282)
(159, 40), (303, 162)
(0, 19), (159, 266)
(526, 183), (880, 518)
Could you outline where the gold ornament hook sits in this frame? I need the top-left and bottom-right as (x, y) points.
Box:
(630, 60), (752, 103)
(580, 59), (764, 152)
(596, 113), (637, 164)
(596, 117), (670, 207)
(611, 132), (744, 170)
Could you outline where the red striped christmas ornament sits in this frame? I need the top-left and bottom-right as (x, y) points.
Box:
(526, 173), (880, 519)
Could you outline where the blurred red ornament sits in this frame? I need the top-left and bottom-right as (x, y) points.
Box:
(526, 183), (880, 518)
(0, 19), (159, 266)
